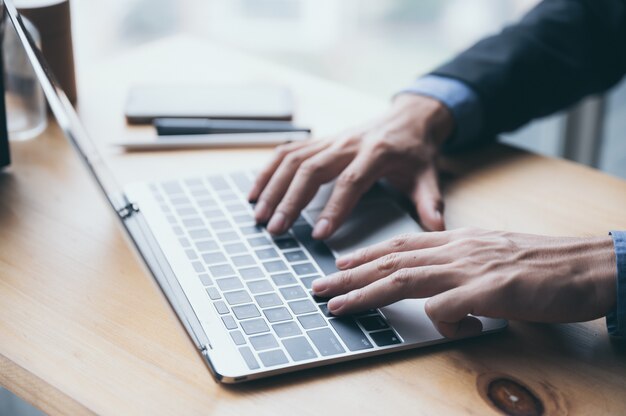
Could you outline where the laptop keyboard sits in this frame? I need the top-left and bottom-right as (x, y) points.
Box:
(150, 172), (402, 370)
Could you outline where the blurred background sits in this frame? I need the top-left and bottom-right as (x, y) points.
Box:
(66, 0), (624, 178)
(66, 0), (626, 179)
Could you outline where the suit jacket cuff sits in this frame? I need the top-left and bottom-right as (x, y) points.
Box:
(398, 75), (483, 152)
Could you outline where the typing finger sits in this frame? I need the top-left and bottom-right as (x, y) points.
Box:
(248, 140), (315, 202)
(254, 140), (330, 223)
(335, 231), (451, 270)
(411, 166), (445, 231)
(312, 246), (446, 297)
(326, 265), (452, 315)
(311, 150), (384, 240)
(266, 145), (355, 235)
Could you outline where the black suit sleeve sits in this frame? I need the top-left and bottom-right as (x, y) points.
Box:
(432, 0), (626, 144)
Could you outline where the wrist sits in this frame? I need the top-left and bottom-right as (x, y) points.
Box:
(392, 93), (455, 148)
(582, 237), (617, 316)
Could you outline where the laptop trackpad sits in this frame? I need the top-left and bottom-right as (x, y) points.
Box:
(305, 199), (423, 258)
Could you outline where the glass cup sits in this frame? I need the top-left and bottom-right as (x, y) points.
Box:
(3, 15), (46, 141)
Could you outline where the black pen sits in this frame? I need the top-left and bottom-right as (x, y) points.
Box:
(154, 118), (311, 135)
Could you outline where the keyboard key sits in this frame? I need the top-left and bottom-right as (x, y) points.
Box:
(263, 260), (288, 273)
(184, 178), (204, 187)
(216, 277), (243, 291)
(217, 231), (239, 242)
(183, 217), (204, 228)
(291, 223), (339, 275)
(263, 307), (292, 323)
(280, 285), (307, 300)
(162, 181), (184, 194)
(199, 274), (213, 286)
(300, 275), (320, 289)
(288, 299), (317, 315)
(293, 263), (317, 276)
(239, 266), (265, 280)
(249, 334), (279, 351)
(307, 328), (345, 356)
(206, 287), (221, 300)
(220, 192), (238, 202)
(209, 264), (235, 278)
(221, 315), (237, 330)
(298, 313), (327, 329)
(255, 293), (283, 308)
(185, 249), (198, 261)
(225, 203), (248, 213)
(370, 330), (402, 347)
(232, 254), (255, 267)
(213, 301), (229, 315)
(208, 176), (229, 191)
(172, 226), (184, 236)
(258, 349), (288, 367)
(319, 304), (335, 317)
(224, 290), (253, 305)
(166, 215), (177, 225)
(248, 236), (272, 247)
(209, 220), (232, 230)
(232, 214), (253, 224)
(189, 229), (211, 240)
(247, 279), (273, 294)
(283, 337), (317, 362)
(230, 172), (253, 194)
(224, 242), (247, 255)
(310, 292), (330, 303)
(232, 304), (261, 320)
(241, 318), (270, 335)
(202, 252), (226, 265)
(240, 225), (263, 236)
(273, 321), (302, 338)
(230, 330), (246, 345)
(271, 272), (296, 286)
(198, 199), (218, 209)
(239, 346), (260, 370)
(176, 206), (198, 217)
(202, 208), (223, 218)
(284, 250), (307, 262)
(359, 315), (389, 331)
(191, 188), (210, 198)
(192, 262), (205, 273)
(274, 238), (299, 250)
(255, 248), (279, 260)
(195, 240), (218, 252)
(330, 318), (373, 351)
(178, 237), (191, 248)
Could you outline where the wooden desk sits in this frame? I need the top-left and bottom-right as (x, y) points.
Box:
(2, 35), (626, 415)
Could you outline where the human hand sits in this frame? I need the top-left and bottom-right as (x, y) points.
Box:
(312, 228), (617, 338)
(248, 94), (455, 239)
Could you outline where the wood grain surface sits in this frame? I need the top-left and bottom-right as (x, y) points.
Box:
(1, 35), (625, 415)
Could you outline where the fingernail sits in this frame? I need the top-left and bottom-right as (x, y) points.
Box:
(335, 254), (352, 269)
(312, 218), (330, 239)
(311, 277), (328, 293)
(328, 294), (346, 312)
(248, 186), (259, 202)
(254, 200), (270, 221)
(267, 212), (286, 234)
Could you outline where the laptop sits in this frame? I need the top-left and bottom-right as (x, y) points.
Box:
(5, 1), (507, 383)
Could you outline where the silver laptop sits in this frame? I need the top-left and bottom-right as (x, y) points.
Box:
(6, 1), (507, 383)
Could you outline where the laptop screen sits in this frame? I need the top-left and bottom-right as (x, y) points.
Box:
(3, 0), (129, 212)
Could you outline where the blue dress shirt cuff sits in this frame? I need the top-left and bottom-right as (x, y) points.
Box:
(607, 231), (626, 338)
(398, 75), (483, 152)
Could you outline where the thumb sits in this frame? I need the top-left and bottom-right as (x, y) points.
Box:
(412, 166), (445, 231)
(424, 286), (483, 339)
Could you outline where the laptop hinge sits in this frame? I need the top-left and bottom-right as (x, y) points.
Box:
(117, 202), (140, 219)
